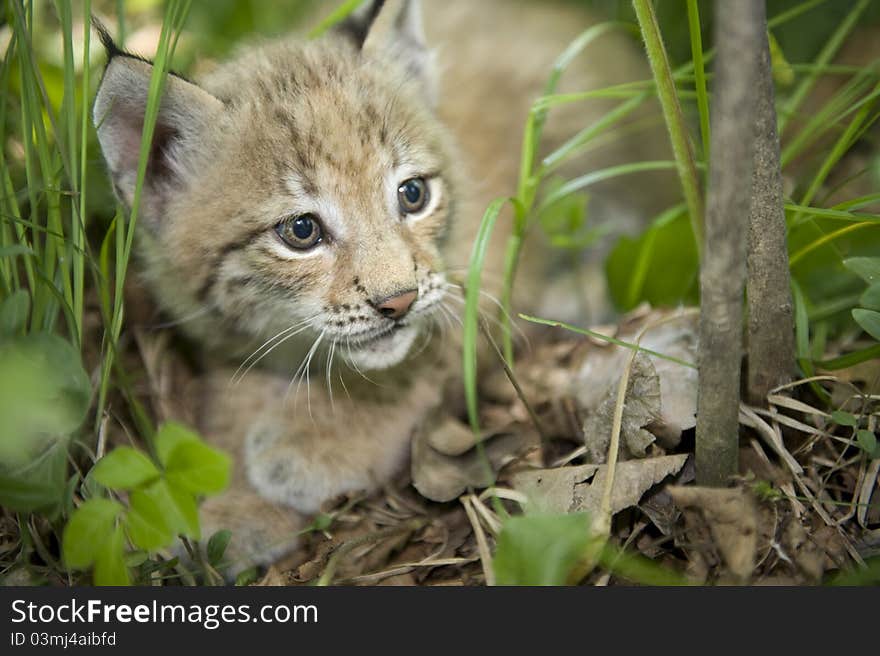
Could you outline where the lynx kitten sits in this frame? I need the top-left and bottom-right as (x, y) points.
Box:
(94, 0), (669, 568)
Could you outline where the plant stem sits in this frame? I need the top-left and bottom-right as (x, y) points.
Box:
(746, 26), (795, 404)
(632, 0), (704, 251)
(696, 0), (763, 487)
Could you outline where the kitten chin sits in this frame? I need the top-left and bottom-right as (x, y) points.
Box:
(342, 323), (421, 370)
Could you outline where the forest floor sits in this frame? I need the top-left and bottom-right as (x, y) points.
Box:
(172, 306), (878, 586)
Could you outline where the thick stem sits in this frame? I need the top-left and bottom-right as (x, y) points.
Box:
(746, 26), (795, 405)
(696, 0), (763, 487)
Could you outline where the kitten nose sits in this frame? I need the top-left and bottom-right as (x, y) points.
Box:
(371, 289), (418, 320)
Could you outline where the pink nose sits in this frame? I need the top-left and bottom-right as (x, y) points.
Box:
(373, 289), (418, 320)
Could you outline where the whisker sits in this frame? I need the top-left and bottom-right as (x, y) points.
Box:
(410, 319), (436, 359)
(325, 339), (336, 411)
(343, 337), (384, 387)
(287, 330), (325, 415)
(231, 317), (317, 386)
(444, 284), (529, 345)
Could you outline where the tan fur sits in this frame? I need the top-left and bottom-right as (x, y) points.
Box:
(94, 0), (672, 570)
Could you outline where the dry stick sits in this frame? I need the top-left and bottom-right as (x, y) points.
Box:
(461, 496), (495, 586)
(316, 519), (425, 586)
(746, 26), (795, 404)
(696, 0), (763, 487)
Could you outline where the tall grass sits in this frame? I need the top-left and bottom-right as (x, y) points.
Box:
(460, 0), (880, 436)
(0, 0), (191, 521)
(94, 0), (192, 431)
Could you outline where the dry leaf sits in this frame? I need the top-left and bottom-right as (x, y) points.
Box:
(574, 310), (698, 449)
(582, 352), (661, 462)
(412, 427), (538, 502)
(512, 454), (688, 517)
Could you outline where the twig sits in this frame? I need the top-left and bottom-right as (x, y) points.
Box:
(316, 519), (425, 586)
(461, 496), (495, 586)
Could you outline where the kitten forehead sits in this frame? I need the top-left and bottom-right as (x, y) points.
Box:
(207, 37), (448, 178)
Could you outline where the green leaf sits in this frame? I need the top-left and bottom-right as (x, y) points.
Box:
(138, 479), (200, 540)
(165, 440), (231, 495)
(207, 529), (232, 566)
(93, 524), (130, 586)
(831, 410), (858, 427)
(606, 207), (698, 311)
(852, 308), (880, 340)
(0, 440), (70, 512)
(768, 31), (794, 86)
(91, 447), (161, 490)
(0, 475), (65, 513)
(126, 487), (175, 551)
(124, 550), (149, 568)
(62, 498), (124, 569)
(0, 333), (90, 470)
(235, 566), (260, 587)
(0, 290), (30, 338)
(856, 429), (878, 457)
(861, 283), (880, 311)
(596, 542), (690, 585)
(154, 421), (201, 467)
(494, 513), (593, 586)
(538, 184), (602, 249)
(844, 257), (880, 285)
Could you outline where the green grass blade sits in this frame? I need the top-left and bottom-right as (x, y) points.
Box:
(778, 0), (871, 135)
(817, 344), (880, 370)
(96, 0), (193, 428)
(686, 0), (710, 161)
(539, 161), (681, 212)
(74, 0), (93, 348)
(789, 222), (876, 267)
(308, 0), (362, 38)
(632, 0), (703, 252)
(785, 203), (880, 226)
(519, 314), (697, 369)
(541, 93), (649, 173)
(464, 198), (512, 434)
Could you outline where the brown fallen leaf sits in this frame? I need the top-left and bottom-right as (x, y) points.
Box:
(582, 352), (661, 462)
(411, 425), (539, 502)
(574, 310), (698, 448)
(512, 454), (689, 516)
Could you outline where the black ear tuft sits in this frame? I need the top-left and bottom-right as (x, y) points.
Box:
(335, 0), (386, 49)
(90, 16), (193, 83)
(91, 15), (126, 60)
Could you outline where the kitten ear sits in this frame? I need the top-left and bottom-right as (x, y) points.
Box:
(343, 0), (436, 102)
(92, 24), (223, 228)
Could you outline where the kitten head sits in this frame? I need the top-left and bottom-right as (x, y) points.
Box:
(93, 0), (459, 372)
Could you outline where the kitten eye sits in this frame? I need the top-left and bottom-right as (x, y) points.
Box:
(275, 213), (324, 250)
(398, 177), (429, 214)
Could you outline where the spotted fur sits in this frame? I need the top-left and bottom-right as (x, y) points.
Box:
(93, 0), (672, 571)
